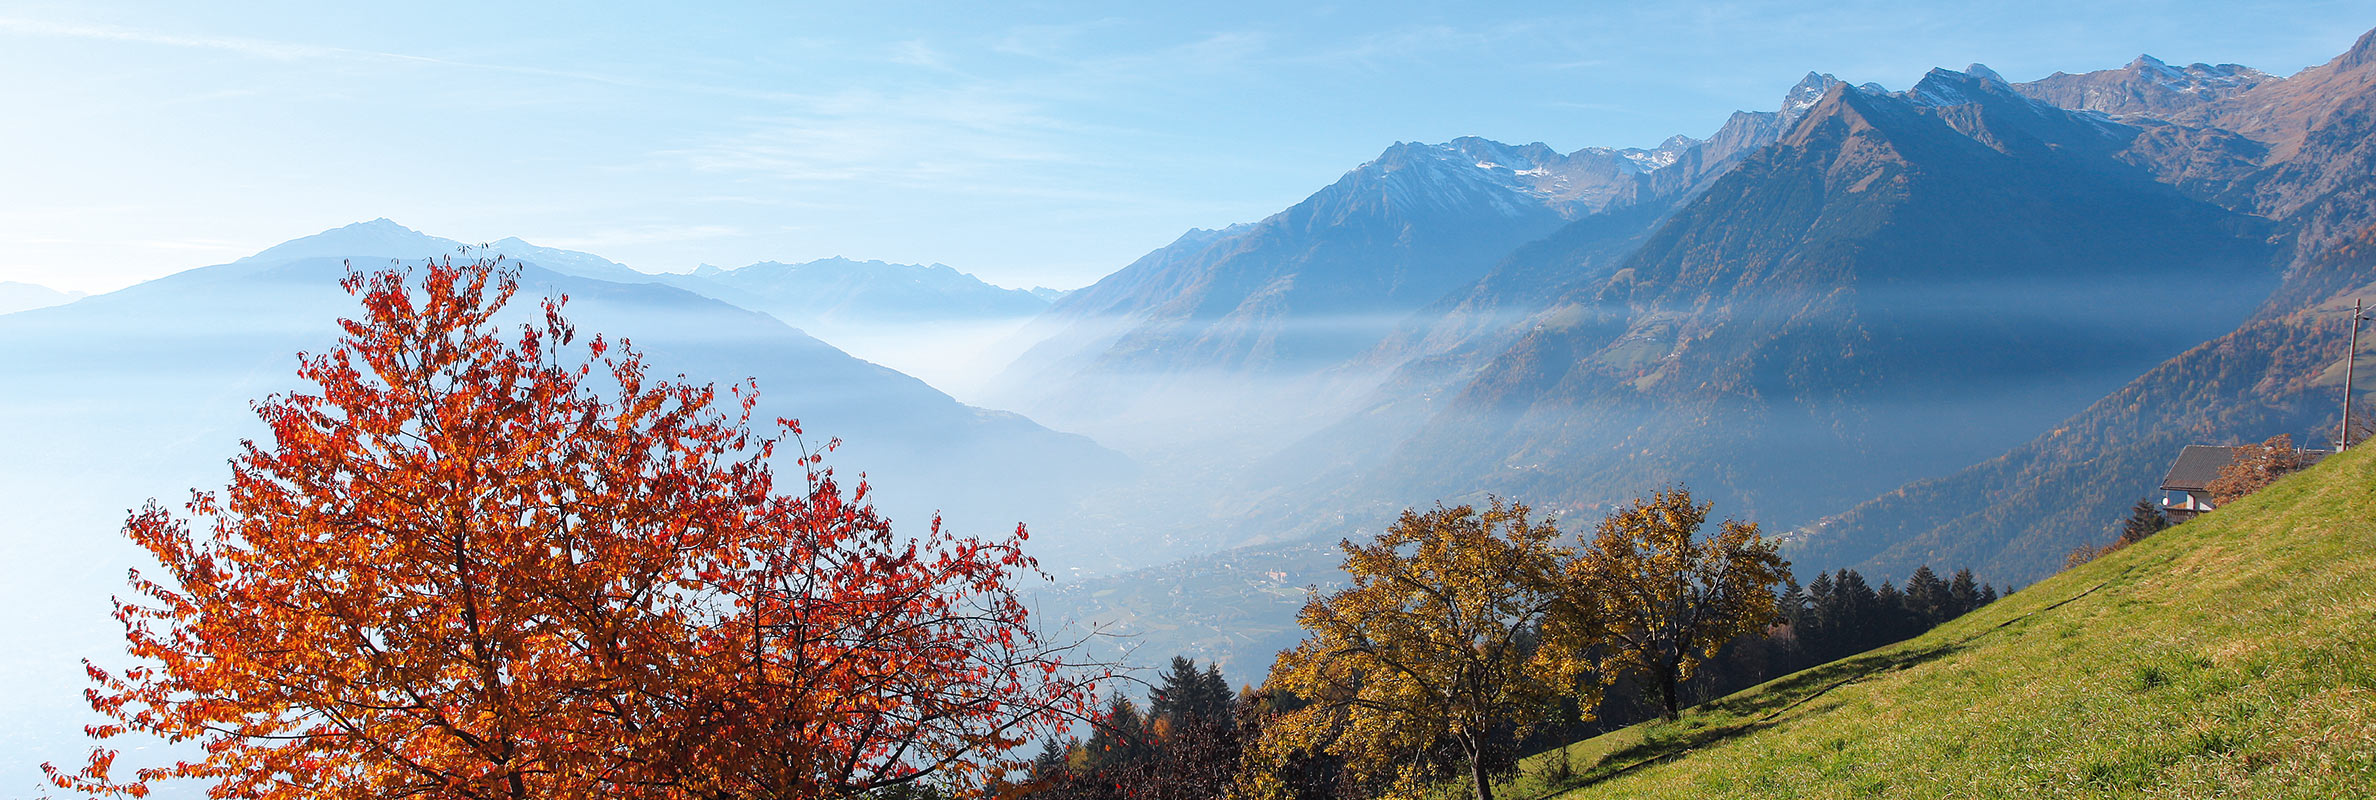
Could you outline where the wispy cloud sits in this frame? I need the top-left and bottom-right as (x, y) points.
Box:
(0, 17), (344, 60)
(669, 80), (1109, 191)
(534, 224), (746, 250)
(0, 15), (814, 103)
(889, 39), (950, 70)
(989, 18), (1129, 61)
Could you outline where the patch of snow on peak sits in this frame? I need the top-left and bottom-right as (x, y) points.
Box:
(1910, 68), (1977, 107)
(1622, 148), (1680, 172)
(1779, 73), (1844, 126)
(2124, 54), (2277, 95)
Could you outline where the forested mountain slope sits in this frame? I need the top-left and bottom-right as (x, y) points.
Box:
(1809, 28), (2376, 583)
(1286, 67), (2275, 541)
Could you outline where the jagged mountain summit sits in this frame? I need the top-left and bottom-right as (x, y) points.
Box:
(2018, 54), (2278, 117)
(984, 73), (1851, 463)
(980, 133), (1615, 456)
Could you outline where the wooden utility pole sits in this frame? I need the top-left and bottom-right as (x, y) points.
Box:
(2346, 298), (2367, 451)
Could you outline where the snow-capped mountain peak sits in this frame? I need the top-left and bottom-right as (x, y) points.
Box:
(1348, 134), (1697, 219)
(1780, 72), (1846, 126)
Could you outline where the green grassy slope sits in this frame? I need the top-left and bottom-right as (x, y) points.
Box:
(1520, 442), (2376, 799)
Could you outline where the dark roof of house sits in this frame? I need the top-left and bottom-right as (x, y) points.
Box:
(2158, 443), (2334, 490)
(2160, 445), (2239, 491)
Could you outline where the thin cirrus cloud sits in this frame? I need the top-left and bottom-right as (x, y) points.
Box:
(0, 15), (809, 104)
(674, 95), (1091, 187)
(0, 16), (346, 60)
(535, 224), (747, 251)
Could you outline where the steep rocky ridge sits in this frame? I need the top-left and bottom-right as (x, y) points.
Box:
(1805, 28), (2376, 583)
(1320, 70), (2276, 536)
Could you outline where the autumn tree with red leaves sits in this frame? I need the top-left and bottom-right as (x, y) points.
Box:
(48, 255), (1096, 800)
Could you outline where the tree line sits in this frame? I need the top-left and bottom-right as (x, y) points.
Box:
(1033, 501), (2003, 800)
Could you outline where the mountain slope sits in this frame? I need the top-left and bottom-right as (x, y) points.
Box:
(0, 222), (1127, 549)
(1324, 70), (2275, 535)
(0, 281), (84, 314)
(1529, 441), (2376, 798)
(672, 257), (1049, 325)
(982, 136), (1704, 455)
(2017, 55), (2277, 117)
(1807, 27), (2376, 585)
(240, 219), (646, 283)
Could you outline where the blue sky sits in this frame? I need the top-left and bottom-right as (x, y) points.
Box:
(3, 1), (2372, 293)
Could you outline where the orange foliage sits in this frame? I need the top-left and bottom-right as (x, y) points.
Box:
(47, 256), (1095, 800)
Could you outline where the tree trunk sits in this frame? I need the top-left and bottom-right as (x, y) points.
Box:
(1659, 662), (1681, 721)
(1469, 749), (1496, 800)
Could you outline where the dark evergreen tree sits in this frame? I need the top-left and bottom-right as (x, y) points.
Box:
(1031, 736), (1067, 781)
(1980, 584), (2000, 605)
(1948, 568), (1982, 617)
(1084, 695), (1150, 773)
(1905, 566), (1952, 627)
(1149, 656), (1235, 728)
(2119, 497), (2171, 545)
(1875, 581), (1915, 644)
(1200, 664), (1233, 716)
(1803, 570), (1838, 654)
(1833, 569), (1881, 654)
(1776, 583), (1810, 633)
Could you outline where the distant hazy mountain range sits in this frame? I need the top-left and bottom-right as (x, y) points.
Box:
(679, 257), (1052, 324)
(0, 281), (85, 314)
(0, 221), (1142, 778)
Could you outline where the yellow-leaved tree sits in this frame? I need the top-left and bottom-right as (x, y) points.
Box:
(1579, 488), (1790, 721)
(1242, 499), (1600, 800)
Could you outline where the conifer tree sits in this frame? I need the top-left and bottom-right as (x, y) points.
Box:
(1085, 696), (1150, 773)
(1832, 570), (1881, 654)
(2119, 497), (2171, 545)
(1905, 566), (1952, 627)
(1032, 738), (1068, 781)
(1875, 581), (1912, 643)
(1804, 571), (1838, 652)
(1948, 568), (1982, 617)
(1777, 583), (1810, 630)
(1151, 656), (1235, 727)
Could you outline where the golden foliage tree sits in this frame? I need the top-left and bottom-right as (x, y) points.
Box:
(46, 257), (1094, 800)
(1579, 489), (1789, 721)
(2206, 433), (2308, 506)
(1243, 500), (1599, 800)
